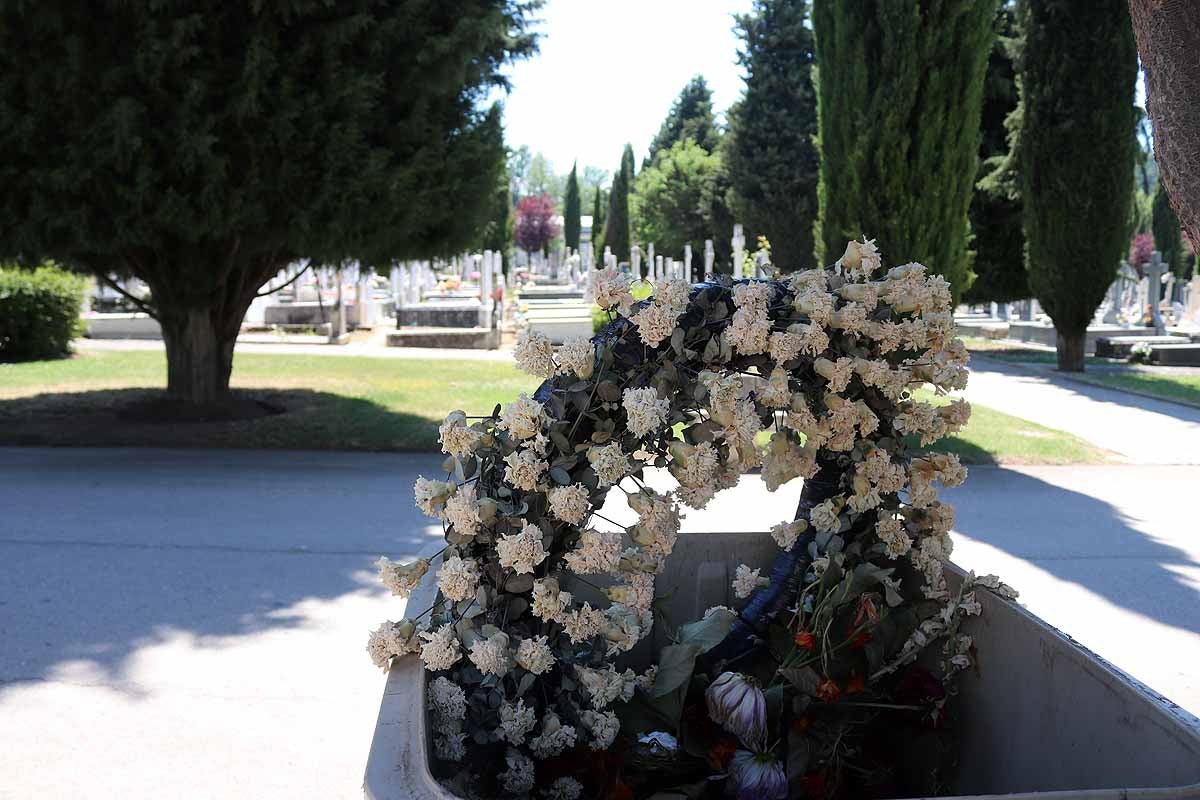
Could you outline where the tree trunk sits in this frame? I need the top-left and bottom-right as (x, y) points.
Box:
(161, 307), (237, 409)
(1056, 329), (1086, 372)
(1129, 0), (1200, 249)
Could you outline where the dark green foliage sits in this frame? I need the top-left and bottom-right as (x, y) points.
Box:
(477, 169), (512, 256)
(813, 0), (996, 300)
(1152, 182), (1185, 278)
(604, 145), (635, 261)
(644, 76), (720, 169)
(0, 265), (85, 361)
(591, 188), (606, 256)
(725, 0), (820, 272)
(631, 141), (726, 261)
(1021, 0), (1138, 369)
(0, 1), (537, 406)
(966, 3), (1029, 304)
(564, 162), (581, 251)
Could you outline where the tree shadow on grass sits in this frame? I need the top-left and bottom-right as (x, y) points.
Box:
(0, 387), (442, 451)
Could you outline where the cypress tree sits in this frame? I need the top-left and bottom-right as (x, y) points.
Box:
(965, 3), (1029, 305)
(1152, 182), (1184, 278)
(812, 0), (996, 300)
(591, 188), (606, 256)
(478, 169), (512, 256)
(1021, 0), (1138, 371)
(603, 145), (635, 262)
(725, 0), (820, 272)
(644, 76), (720, 168)
(564, 162), (581, 251)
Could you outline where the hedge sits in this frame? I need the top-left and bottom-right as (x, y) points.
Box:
(0, 265), (86, 361)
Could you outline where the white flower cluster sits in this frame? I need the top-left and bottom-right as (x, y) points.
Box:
(365, 240), (988, 793)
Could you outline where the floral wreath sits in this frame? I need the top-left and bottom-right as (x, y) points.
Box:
(367, 239), (1016, 800)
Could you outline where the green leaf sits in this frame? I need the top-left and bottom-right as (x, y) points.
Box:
(676, 606), (737, 654)
(517, 672), (535, 696)
(653, 643), (701, 697)
(779, 666), (820, 695)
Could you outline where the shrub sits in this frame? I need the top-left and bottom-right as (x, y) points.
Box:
(0, 265), (86, 361)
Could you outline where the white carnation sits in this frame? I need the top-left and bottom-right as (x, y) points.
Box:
(580, 709), (620, 750)
(622, 386), (670, 438)
(732, 563), (768, 599)
(498, 699), (537, 745)
(436, 555), (480, 602)
(514, 329), (557, 377)
(496, 522), (548, 574)
(418, 624), (462, 671)
(548, 483), (591, 525)
(376, 556), (429, 598)
(515, 635), (556, 675)
(468, 631), (512, 676)
(556, 335), (596, 379)
(498, 393), (546, 440)
(587, 442), (630, 487)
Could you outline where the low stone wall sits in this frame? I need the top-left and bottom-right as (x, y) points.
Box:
(385, 326), (499, 350)
(1007, 321), (1155, 353)
(396, 303), (481, 329)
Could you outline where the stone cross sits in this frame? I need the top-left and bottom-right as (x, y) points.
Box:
(647, 243), (656, 280)
(704, 239), (715, 280)
(1148, 250), (1167, 335)
(684, 244), (693, 283)
(732, 224), (745, 277)
(631, 246), (641, 279)
(654, 255), (663, 282)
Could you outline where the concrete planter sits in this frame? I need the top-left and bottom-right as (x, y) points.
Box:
(364, 533), (1200, 799)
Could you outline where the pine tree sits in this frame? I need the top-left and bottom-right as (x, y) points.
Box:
(813, 0), (996, 300)
(631, 141), (726, 260)
(1022, 0), (1138, 371)
(604, 145), (635, 262)
(564, 162), (581, 251)
(644, 76), (720, 169)
(725, 0), (820, 272)
(0, 1), (537, 409)
(965, 3), (1029, 305)
(478, 168), (512, 256)
(1152, 182), (1184, 278)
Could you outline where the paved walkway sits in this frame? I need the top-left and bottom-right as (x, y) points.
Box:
(964, 355), (1200, 464)
(2, 449), (1198, 799)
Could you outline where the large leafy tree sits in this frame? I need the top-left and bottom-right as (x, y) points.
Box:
(0, 0), (538, 409)
(631, 141), (726, 261)
(1022, 0), (1137, 371)
(812, 0), (996, 300)
(725, 0), (820, 272)
(603, 145), (635, 262)
(643, 76), (720, 169)
(563, 162), (581, 251)
(965, 2), (1029, 305)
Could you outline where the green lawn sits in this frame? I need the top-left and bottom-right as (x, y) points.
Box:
(0, 350), (536, 451)
(0, 348), (1107, 462)
(960, 337), (1200, 407)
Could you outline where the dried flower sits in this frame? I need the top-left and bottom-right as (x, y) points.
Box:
(418, 624), (462, 671)
(732, 564), (769, 599)
(496, 522), (548, 574)
(514, 329), (557, 377)
(438, 410), (480, 458)
(548, 483), (590, 525)
(413, 476), (456, 518)
(622, 386), (670, 438)
(498, 393), (546, 440)
(706, 672), (766, 748)
(376, 556), (429, 598)
(728, 749), (787, 800)
(515, 635), (555, 675)
(435, 555), (480, 602)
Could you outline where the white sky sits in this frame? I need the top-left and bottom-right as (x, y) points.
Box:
(496, 0), (755, 179)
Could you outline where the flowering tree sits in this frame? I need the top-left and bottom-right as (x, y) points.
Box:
(514, 194), (560, 257)
(367, 239), (1014, 799)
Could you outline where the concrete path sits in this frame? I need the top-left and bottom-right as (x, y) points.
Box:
(2, 449), (1197, 799)
(964, 355), (1200, 464)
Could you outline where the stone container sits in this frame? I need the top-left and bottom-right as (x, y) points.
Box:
(363, 533), (1200, 799)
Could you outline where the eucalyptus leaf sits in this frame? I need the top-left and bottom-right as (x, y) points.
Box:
(676, 606), (736, 654)
(549, 467), (572, 485)
(653, 643), (701, 698)
(504, 573), (534, 593)
(779, 666), (820, 695)
(517, 672), (535, 696)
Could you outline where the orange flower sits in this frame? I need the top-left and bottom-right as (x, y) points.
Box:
(855, 594), (879, 626)
(791, 715), (812, 735)
(794, 630), (816, 650)
(845, 673), (866, 694)
(815, 677), (841, 703)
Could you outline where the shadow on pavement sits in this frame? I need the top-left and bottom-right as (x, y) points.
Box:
(948, 466), (1200, 636)
(0, 446), (444, 688)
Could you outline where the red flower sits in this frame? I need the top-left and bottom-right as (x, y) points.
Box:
(794, 630), (816, 650)
(815, 677), (841, 703)
(845, 673), (867, 694)
(709, 739), (738, 771)
(791, 715), (812, 734)
(855, 595), (879, 626)
(800, 771), (829, 798)
(606, 781), (634, 800)
(850, 630), (872, 649)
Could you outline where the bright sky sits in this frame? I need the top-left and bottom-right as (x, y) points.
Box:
(497, 0), (755, 179)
